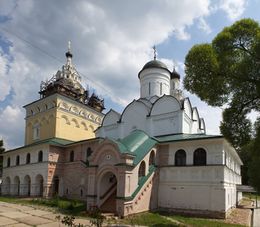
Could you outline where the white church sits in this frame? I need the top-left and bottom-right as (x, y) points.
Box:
(1, 45), (242, 218)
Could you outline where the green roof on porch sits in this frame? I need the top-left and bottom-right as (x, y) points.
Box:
(111, 130), (157, 166)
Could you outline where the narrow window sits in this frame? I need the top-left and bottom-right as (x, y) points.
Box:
(175, 149), (186, 166)
(193, 148), (207, 166)
(86, 147), (92, 159)
(160, 83), (162, 95)
(26, 153), (31, 164)
(149, 82), (151, 95)
(16, 155), (20, 166)
(70, 150), (74, 162)
(80, 189), (83, 197)
(38, 150), (43, 162)
(33, 123), (40, 140)
(138, 161), (146, 180)
(149, 150), (155, 166)
(7, 157), (10, 167)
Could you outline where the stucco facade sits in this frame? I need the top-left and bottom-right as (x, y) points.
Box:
(1, 49), (242, 218)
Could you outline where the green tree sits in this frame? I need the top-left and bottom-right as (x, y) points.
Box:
(0, 140), (5, 171)
(184, 18), (260, 149)
(248, 118), (260, 192)
(184, 18), (260, 187)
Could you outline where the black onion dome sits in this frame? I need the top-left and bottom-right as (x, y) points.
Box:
(171, 69), (180, 79)
(66, 51), (73, 58)
(138, 60), (171, 78)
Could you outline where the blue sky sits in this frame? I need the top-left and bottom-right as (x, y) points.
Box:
(0, 0), (259, 149)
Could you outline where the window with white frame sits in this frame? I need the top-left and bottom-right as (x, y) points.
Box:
(33, 123), (40, 140)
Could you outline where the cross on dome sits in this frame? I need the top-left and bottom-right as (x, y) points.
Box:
(153, 45), (157, 60)
(66, 41), (73, 65)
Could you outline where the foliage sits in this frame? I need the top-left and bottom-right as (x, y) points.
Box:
(0, 140), (5, 169)
(88, 208), (104, 227)
(184, 18), (260, 149)
(184, 18), (260, 187)
(56, 215), (87, 227)
(55, 209), (104, 227)
(248, 118), (260, 192)
(0, 140), (4, 153)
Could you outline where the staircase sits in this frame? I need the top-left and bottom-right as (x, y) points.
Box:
(123, 165), (157, 216)
(100, 190), (117, 213)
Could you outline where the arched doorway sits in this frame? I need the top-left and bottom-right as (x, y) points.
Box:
(53, 176), (59, 196)
(14, 176), (20, 196)
(24, 175), (31, 196)
(35, 174), (44, 197)
(98, 171), (117, 213)
(4, 177), (11, 195)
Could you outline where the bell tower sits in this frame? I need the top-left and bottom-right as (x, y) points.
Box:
(24, 43), (105, 145)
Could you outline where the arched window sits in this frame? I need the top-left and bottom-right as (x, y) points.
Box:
(138, 161), (146, 180)
(16, 155), (20, 166)
(149, 150), (155, 166)
(80, 189), (83, 197)
(175, 149), (186, 166)
(86, 147), (93, 160)
(26, 153), (31, 164)
(193, 148), (207, 166)
(38, 150), (43, 162)
(7, 157), (10, 167)
(70, 150), (74, 162)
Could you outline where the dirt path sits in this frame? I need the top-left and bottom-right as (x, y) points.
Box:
(0, 201), (91, 226)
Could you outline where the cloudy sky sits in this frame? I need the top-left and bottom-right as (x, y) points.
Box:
(0, 0), (259, 149)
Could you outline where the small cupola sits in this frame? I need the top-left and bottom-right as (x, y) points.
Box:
(170, 67), (183, 100)
(138, 46), (171, 99)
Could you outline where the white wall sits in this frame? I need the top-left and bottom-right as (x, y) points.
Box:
(139, 68), (171, 98)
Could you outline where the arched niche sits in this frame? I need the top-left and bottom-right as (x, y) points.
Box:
(71, 118), (79, 128)
(183, 98), (192, 119)
(150, 95), (181, 116)
(102, 109), (120, 126)
(192, 107), (200, 133)
(61, 115), (70, 125)
(120, 100), (149, 133)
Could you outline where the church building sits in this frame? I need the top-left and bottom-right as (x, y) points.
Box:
(1, 45), (242, 218)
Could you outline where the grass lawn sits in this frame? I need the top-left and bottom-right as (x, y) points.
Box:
(118, 212), (246, 227)
(171, 214), (246, 227)
(0, 197), (248, 227)
(243, 192), (260, 200)
(0, 196), (86, 215)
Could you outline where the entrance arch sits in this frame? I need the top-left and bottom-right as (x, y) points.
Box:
(24, 175), (31, 196)
(14, 176), (20, 196)
(4, 177), (11, 195)
(97, 170), (117, 213)
(35, 174), (44, 197)
(53, 176), (59, 196)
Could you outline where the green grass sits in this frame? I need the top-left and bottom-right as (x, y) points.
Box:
(243, 192), (260, 200)
(119, 212), (178, 226)
(171, 215), (245, 227)
(0, 196), (86, 215)
(117, 212), (246, 227)
(0, 197), (247, 227)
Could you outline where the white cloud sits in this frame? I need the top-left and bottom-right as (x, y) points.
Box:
(0, 105), (24, 149)
(0, 0), (215, 148)
(198, 17), (212, 34)
(219, 0), (247, 20)
(0, 0), (17, 16)
(0, 50), (11, 101)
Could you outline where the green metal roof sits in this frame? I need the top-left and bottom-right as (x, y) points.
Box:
(111, 130), (157, 165)
(4, 137), (75, 153)
(155, 133), (223, 143)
